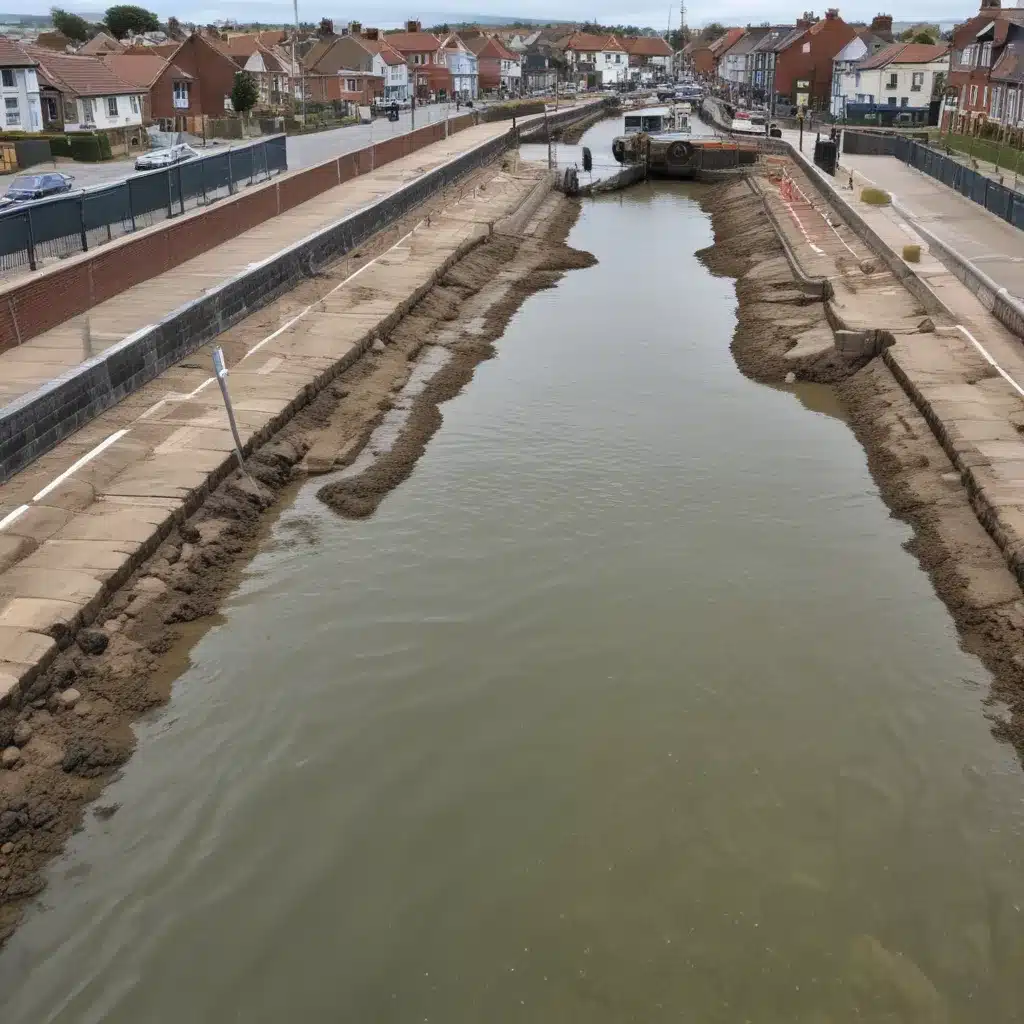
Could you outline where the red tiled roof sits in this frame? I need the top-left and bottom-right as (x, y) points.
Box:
(856, 41), (949, 69)
(383, 30), (441, 52)
(709, 28), (746, 56)
(23, 45), (141, 96)
(100, 52), (192, 86)
(361, 38), (406, 66)
(0, 35), (35, 67)
(564, 32), (625, 53)
(621, 36), (673, 57)
(78, 32), (125, 56)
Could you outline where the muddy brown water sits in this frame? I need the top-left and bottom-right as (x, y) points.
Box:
(3, 159), (1024, 1023)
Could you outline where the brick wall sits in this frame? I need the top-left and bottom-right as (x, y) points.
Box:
(0, 113), (485, 354)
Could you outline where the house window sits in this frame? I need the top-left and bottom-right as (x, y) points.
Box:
(855, 70), (861, 86)
(911, 71), (924, 91)
(43, 96), (57, 121)
(107, 96), (118, 116)
(4, 96), (19, 125)
(888, 72), (898, 89)
(0, 69), (12, 87)
(970, 84), (978, 105)
(346, 78), (358, 91)
(900, 96), (908, 107)
(992, 86), (1003, 118)
(802, 41), (810, 54)
(981, 41), (992, 67)
(80, 97), (94, 123)
(130, 94), (139, 113)
(888, 96), (897, 106)
(615, 53), (621, 63)
(984, 85), (989, 108)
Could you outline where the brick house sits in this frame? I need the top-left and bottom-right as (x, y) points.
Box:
(384, 21), (452, 99)
(220, 34), (292, 109)
(159, 32), (244, 118)
(621, 35), (674, 81)
(774, 9), (857, 111)
(461, 34), (521, 94)
(305, 70), (383, 105)
(100, 52), (197, 127)
(945, 1), (1024, 132)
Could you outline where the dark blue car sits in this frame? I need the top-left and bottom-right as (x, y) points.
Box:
(0, 172), (75, 208)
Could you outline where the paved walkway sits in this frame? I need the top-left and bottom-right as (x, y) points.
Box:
(0, 122), (513, 409)
(0, 161), (546, 698)
(781, 130), (1024, 302)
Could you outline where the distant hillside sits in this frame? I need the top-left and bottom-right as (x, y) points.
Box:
(0, 12), (52, 25)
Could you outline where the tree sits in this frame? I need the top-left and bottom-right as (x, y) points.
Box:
(700, 23), (727, 42)
(104, 4), (159, 38)
(230, 71), (259, 117)
(166, 15), (182, 38)
(50, 7), (90, 41)
(318, 17), (333, 37)
(912, 31), (936, 44)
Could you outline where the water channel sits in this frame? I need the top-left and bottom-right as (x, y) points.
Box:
(3, 123), (1024, 1022)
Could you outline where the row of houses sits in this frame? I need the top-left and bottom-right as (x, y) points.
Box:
(686, 10), (949, 120)
(301, 22), (675, 105)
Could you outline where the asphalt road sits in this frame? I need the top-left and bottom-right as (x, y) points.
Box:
(0, 102), (465, 193)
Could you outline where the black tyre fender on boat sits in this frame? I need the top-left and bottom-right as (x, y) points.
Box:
(666, 139), (693, 163)
(612, 137), (626, 163)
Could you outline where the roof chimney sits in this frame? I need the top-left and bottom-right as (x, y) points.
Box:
(349, 21), (362, 34)
(980, 0), (1000, 8)
(406, 19), (421, 32)
(363, 27), (379, 40)
(825, 8), (839, 19)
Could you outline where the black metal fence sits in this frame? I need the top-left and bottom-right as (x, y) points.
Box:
(0, 135), (287, 274)
(843, 130), (1024, 230)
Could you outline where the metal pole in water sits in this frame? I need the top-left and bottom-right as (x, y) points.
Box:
(212, 347), (252, 482)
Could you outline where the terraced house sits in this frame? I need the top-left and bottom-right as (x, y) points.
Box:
(562, 32), (628, 87)
(944, 0), (1024, 132)
(0, 36), (41, 132)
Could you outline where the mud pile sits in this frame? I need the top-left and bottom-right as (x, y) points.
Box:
(698, 182), (871, 384)
(700, 176), (1024, 767)
(317, 198), (595, 518)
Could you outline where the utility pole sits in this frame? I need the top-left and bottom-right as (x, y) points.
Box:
(293, 0), (305, 120)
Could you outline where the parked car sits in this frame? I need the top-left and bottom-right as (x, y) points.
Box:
(135, 143), (199, 171)
(656, 85), (676, 100)
(0, 172), (75, 208)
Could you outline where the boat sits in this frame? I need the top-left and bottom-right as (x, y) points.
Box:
(623, 104), (691, 137)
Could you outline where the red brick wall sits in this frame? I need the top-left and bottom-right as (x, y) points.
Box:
(775, 18), (856, 108)
(171, 35), (238, 116)
(0, 111), (487, 353)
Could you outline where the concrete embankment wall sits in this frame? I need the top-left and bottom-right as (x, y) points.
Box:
(764, 145), (1024, 593)
(0, 102), (605, 485)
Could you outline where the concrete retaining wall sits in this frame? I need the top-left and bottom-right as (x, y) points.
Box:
(0, 101), (605, 484)
(0, 131), (513, 484)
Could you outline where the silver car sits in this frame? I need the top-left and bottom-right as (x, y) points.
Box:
(135, 143), (199, 171)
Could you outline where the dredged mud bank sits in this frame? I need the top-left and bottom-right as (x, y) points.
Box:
(0, 188), (593, 945)
(698, 180), (1024, 759)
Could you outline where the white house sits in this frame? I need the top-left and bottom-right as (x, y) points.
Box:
(373, 47), (411, 103)
(838, 41), (949, 112)
(0, 36), (42, 131)
(24, 45), (144, 135)
(563, 32), (628, 86)
(442, 35), (479, 100)
(831, 34), (871, 116)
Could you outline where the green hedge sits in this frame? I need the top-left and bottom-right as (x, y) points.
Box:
(49, 135), (71, 157)
(0, 130), (73, 159)
(481, 100), (546, 123)
(69, 134), (102, 161)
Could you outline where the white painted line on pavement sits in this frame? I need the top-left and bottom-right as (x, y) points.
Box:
(0, 505), (29, 531)
(956, 324), (1024, 401)
(3, 217), (435, 530)
(32, 429), (131, 503)
(242, 220), (424, 363)
(781, 198), (826, 254)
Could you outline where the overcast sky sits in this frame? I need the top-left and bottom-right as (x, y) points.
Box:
(7, 1), (981, 28)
